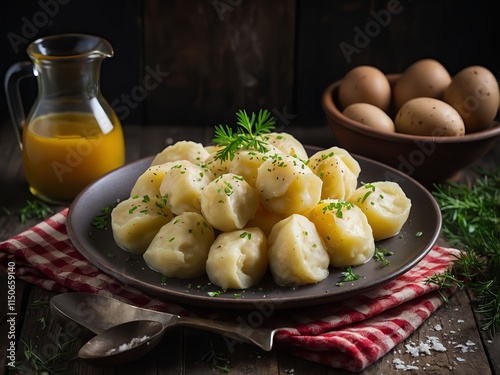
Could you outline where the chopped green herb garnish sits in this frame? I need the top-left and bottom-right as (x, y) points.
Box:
(374, 247), (393, 267)
(207, 290), (223, 297)
(91, 199), (120, 230)
(336, 266), (361, 286)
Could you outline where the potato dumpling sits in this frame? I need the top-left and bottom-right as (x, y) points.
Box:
(395, 97), (465, 136)
(309, 200), (375, 268)
(159, 160), (213, 215)
(203, 146), (233, 178)
(256, 153), (322, 216)
(245, 204), (287, 236)
(206, 227), (267, 290)
(265, 132), (309, 160)
(229, 148), (277, 188)
(130, 163), (172, 199)
(143, 212), (214, 279)
(309, 147), (361, 201)
(151, 140), (210, 166)
(111, 196), (173, 254)
(349, 181), (411, 240)
(309, 146), (361, 178)
(268, 214), (329, 286)
(200, 173), (259, 232)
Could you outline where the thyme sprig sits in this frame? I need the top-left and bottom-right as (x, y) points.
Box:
(429, 168), (500, 334)
(202, 342), (230, 372)
(212, 109), (276, 162)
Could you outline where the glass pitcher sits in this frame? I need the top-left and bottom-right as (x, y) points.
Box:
(5, 33), (125, 205)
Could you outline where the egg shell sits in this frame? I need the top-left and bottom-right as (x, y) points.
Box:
(338, 65), (391, 112)
(342, 102), (395, 133)
(395, 97), (465, 137)
(393, 58), (452, 110)
(443, 65), (500, 133)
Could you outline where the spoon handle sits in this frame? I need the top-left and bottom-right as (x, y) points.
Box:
(176, 315), (279, 351)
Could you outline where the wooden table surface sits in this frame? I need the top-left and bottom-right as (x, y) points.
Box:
(1, 121), (499, 375)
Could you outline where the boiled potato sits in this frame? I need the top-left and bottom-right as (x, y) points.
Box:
(111, 196), (173, 254)
(349, 181), (412, 240)
(395, 97), (465, 136)
(443, 65), (500, 133)
(309, 200), (375, 267)
(143, 212), (214, 279)
(200, 173), (259, 232)
(268, 214), (329, 286)
(206, 227), (267, 290)
(342, 102), (395, 133)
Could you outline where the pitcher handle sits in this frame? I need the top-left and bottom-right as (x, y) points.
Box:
(4, 61), (35, 150)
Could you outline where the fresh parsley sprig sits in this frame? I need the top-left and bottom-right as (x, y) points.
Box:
(212, 109), (276, 162)
(2, 200), (54, 224)
(430, 168), (500, 334)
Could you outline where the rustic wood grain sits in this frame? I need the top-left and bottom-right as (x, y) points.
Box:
(143, 0), (296, 126)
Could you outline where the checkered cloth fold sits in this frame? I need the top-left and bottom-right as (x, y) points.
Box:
(0, 208), (459, 372)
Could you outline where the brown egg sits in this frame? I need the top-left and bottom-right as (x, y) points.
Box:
(395, 97), (465, 137)
(393, 59), (452, 110)
(342, 103), (395, 133)
(443, 65), (500, 133)
(338, 65), (391, 112)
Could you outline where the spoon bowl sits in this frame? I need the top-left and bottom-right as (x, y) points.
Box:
(78, 320), (166, 366)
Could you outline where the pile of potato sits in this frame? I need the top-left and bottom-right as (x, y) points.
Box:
(338, 59), (500, 136)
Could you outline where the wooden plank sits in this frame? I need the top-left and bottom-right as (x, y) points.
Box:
(143, 0), (296, 126)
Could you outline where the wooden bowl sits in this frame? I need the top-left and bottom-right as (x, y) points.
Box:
(321, 74), (500, 188)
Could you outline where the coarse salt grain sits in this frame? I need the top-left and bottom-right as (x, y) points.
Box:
(393, 358), (419, 371)
(106, 335), (150, 355)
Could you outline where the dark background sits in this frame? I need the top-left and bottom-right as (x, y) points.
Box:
(1, 0), (498, 128)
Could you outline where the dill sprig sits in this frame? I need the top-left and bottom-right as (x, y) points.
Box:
(430, 168), (500, 334)
(212, 109), (276, 162)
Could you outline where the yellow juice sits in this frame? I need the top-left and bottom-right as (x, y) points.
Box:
(22, 112), (125, 203)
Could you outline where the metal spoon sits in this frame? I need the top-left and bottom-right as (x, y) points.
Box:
(78, 320), (166, 366)
(50, 293), (281, 358)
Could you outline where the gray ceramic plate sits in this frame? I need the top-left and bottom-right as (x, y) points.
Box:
(67, 147), (441, 309)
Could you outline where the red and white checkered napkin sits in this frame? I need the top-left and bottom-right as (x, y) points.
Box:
(0, 208), (460, 372)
